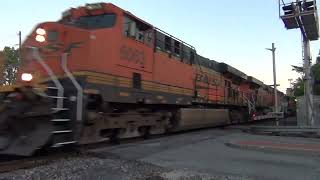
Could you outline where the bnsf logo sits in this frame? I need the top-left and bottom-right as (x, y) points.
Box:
(120, 45), (145, 67)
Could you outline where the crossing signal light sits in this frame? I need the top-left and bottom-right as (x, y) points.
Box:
(282, 4), (295, 15)
(303, 1), (315, 11)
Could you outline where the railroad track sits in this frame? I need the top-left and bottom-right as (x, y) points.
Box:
(0, 119), (275, 173)
(0, 157), (51, 173)
(0, 150), (82, 173)
(0, 137), (150, 173)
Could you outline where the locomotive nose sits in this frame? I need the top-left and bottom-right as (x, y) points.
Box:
(0, 88), (54, 156)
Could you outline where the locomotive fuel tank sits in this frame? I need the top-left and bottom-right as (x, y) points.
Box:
(172, 108), (230, 131)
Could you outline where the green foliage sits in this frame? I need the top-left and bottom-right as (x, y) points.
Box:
(312, 64), (320, 81)
(312, 63), (320, 95)
(291, 64), (305, 97)
(291, 65), (304, 75)
(291, 63), (320, 96)
(1, 46), (20, 85)
(293, 77), (304, 97)
(314, 85), (320, 95)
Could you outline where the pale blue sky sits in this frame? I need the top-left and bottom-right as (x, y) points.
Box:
(1, 0), (320, 92)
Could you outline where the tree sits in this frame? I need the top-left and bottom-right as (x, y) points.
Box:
(0, 46), (20, 85)
(291, 65), (304, 75)
(293, 77), (304, 97)
(312, 63), (320, 95)
(312, 63), (320, 81)
(290, 63), (320, 97)
(0, 52), (4, 84)
(290, 65), (304, 97)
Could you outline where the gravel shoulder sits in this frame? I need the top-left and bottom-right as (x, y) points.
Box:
(0, 153), (258, 180)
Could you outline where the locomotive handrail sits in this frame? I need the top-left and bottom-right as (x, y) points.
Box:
(242, 93), (256, 115)
(154, 35), (197, 66)
(27, 46), (64, 109)
(61, 53), (83, 122)
(154, 27), (195, 50)
(155, 38), (192, 60)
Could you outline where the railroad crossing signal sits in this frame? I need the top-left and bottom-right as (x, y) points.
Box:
(279, 0), (319, 40)
(279, 0), (319, 126)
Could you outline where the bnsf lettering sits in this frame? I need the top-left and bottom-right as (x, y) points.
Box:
(120, 45), (145, 66)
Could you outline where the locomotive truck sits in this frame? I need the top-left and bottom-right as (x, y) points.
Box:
(0, 3), (287, 156)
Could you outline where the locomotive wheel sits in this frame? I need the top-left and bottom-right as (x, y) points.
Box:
(110, 129), (120, 145)
(139, 126), (151, 139)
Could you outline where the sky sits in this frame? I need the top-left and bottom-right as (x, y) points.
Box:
(1, 0), (320, 92)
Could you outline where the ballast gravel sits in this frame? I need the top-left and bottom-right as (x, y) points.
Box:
(0, 153), (258, 180)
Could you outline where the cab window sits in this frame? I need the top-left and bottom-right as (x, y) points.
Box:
(72, 14), (116, 29)
(123, 15), (153, 45)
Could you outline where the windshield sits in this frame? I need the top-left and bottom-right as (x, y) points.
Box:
(64, 14), (116, 29)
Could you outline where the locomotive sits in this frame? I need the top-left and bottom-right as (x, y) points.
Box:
(0, 3), (286, 156)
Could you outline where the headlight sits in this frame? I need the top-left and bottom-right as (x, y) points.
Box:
(36, 28), (46, 35)
(35, 27), (46, 42)
(21, 73), (33, 82)
(35, 35), (46, 42)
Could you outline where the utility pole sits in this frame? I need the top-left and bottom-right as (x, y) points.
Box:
(18, 31), (21, 61)
(18, 31), (21, 50)
(266, 43), (278, 116)
(288, 78), (293, 88)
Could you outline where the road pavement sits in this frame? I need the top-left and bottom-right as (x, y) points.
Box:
(92, 127), (320, 180)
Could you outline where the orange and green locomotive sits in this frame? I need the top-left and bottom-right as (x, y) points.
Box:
(0, 3), (285, 156)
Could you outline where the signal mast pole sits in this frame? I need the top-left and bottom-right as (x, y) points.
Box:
(303, 39), (313, 125)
